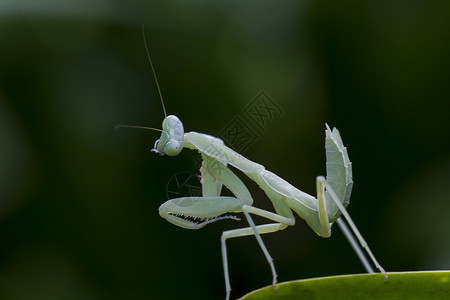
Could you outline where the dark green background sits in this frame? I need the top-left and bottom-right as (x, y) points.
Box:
(1, 1), (449, 299)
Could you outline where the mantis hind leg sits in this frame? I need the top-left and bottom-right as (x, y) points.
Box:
(336, 217), (375, 273)
(317, 176), (388, 281)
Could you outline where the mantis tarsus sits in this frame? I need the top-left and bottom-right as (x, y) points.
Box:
(119, 30), (388, 300)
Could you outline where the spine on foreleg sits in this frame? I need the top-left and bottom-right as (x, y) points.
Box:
(324, 126), (353, 222)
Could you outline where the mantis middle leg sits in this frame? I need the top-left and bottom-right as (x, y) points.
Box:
(221, 222), (287, 300)
(200, 155), (295, 299)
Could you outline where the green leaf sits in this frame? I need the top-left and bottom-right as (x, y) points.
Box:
(239, 271), (450, 299)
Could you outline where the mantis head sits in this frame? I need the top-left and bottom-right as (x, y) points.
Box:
(152, 115), (184, 156)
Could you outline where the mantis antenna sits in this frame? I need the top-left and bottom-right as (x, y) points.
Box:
(115, 25), (168, 135)
(142, 23), (167, 118)
(115, 124), (162, 132)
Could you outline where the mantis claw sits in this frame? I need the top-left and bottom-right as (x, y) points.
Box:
(159, 196), (243, 229)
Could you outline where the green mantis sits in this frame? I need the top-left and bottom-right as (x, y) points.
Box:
(120, 31), (388, 300)
(152, 116), (388, 300)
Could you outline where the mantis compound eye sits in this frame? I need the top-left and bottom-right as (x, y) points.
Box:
(163, 139), (182, 156)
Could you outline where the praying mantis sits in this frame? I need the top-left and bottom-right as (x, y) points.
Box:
(119, 30), (388, 300)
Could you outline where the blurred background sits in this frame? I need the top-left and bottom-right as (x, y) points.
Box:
(1, 1), (449, 299)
